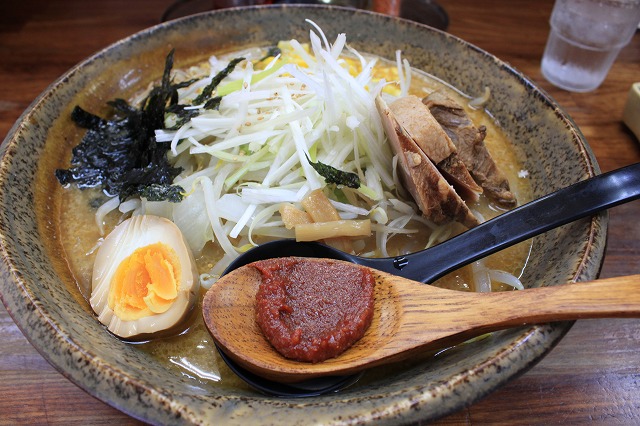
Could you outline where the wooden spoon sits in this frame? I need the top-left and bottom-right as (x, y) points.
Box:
(203, 258), (640, 383)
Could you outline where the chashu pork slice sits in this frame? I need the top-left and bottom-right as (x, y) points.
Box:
(376, 96), (479, 228)
(423, 91), (517, 208)
(388, 95), (482, 202)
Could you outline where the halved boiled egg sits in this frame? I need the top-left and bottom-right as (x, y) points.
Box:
(90, 215), (200, 340)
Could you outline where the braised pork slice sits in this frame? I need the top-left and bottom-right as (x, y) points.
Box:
(376, 96), (479, 228)
(389, 96), (482, 201)
(423, 91), (517, 207)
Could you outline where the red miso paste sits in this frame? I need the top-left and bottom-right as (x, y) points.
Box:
(253, 258), (375, 363)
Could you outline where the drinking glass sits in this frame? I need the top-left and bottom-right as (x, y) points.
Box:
(541, 0), (640, 92)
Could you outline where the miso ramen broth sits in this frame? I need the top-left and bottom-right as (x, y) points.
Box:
(56, 38), (532, 388)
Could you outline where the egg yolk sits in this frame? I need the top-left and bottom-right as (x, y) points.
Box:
(108, 242), (181, 321)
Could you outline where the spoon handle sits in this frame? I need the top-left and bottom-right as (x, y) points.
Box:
(363, 162), (640, 283)
(387, 274), (640, 360)
(481, 274), (640, 323)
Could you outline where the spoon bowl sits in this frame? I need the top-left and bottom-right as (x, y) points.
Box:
(204, 259), (640, 382)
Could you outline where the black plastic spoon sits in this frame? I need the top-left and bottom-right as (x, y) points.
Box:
(216, 162), (640, 397)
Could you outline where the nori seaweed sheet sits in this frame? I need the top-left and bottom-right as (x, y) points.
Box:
(55, 50), (187, 203)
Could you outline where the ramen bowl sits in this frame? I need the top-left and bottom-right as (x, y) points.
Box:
(0, 5), (605, 425)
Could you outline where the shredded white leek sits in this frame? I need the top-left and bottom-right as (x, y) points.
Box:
(139, 22), (406, 274)
(95, 196), (120, 236)
(489, 270), (525, 290)
(468, 86), (491, 109)
(94, 21), (518, 291)
(472, 260), (492, 293)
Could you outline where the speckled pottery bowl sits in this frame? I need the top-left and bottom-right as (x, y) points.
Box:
(0, 5), (605, 425)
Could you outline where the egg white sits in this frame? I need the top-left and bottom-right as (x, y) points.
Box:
(90, 215), (200, 339)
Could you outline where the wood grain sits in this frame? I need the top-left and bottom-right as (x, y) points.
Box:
(206, 263), (640, 382)
(1, 0), (639, 424)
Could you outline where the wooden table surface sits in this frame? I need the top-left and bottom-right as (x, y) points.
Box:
(1, 0), (639, 424)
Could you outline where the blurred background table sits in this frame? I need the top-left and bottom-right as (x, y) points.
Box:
(1, 0), (639, 424)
